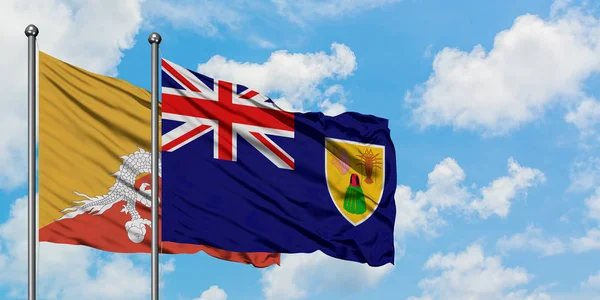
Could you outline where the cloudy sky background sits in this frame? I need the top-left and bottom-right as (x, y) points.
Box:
(1, 0), (600, 299)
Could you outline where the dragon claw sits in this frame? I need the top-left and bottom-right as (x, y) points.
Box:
(137, 183), (157, 207)
(125, 219), (151, 243)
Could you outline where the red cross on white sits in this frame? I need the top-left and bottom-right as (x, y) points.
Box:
(161, 59), (295, 170)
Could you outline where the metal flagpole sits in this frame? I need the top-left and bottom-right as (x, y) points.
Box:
(148, 32), (162, 300)
(25, 24), (39, 300)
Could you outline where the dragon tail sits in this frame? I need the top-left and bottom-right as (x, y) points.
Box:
(58, 191), (121, 221)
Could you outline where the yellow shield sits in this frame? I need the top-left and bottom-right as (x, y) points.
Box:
(325, 138), (385, 226)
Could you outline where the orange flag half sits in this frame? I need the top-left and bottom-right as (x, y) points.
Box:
(38, 51), (280, 268)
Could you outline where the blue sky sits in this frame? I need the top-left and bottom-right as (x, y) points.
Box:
(1, 0), (600, 299)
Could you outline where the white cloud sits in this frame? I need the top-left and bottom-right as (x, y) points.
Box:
(248, 35), (277, 49)
(496, 225), (566, 257)
(0, 196), (167, 299)
(197, 43), (357, 112)
(565, 97), (600, 138)
(582, 270), (600, 290)
(405, 2), (600, 136)
(272, 0), (401, 25)
(504, 288), (553, 300)
(571, 228), (600, 253)
(394, 185), (446, 239)
(395, 157), (545, 238)
(260, 251), (393, 300)
(27, 0), (144, 76)
(0, 0), (145, 189)
(423, 44), (434, 58)
(194, 285), (228, 300)
(409, 244), (547, 300)
(145, 0), (400, 38)
(469, 157), (546, 219)
(568, 157), (600, 193)
(394, 158), (468, 238)
(318, 99), (347, 116)
(420, 157), (471, 209)
(160, 257), (176, 273)
(550, 0), (573, 17)
(143, 0), (395, 45)
(64, 255), (150, 299)
(585, 188), (600, 221)
(570, 187), (600, 253)
(317, 85), (348, 116)
(143, 0), (243, 37)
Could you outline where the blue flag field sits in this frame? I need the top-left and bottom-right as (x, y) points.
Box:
(160, 58), (397, 267)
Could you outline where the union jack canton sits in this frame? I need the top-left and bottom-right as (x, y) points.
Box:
(161, 58), (295, 170)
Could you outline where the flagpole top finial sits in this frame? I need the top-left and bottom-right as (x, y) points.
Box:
(148, 32), (162, 44)
(24, 24), (39, 37)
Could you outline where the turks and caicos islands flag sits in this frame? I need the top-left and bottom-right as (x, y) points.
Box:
(161, 58), (397, 266)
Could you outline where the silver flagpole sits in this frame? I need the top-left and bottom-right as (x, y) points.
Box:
(148, 32), (162, 300)
(25, 24), (39, 300)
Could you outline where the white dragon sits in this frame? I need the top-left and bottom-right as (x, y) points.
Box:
(58, 147), (160, 244)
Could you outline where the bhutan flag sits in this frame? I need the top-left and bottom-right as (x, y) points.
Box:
(37, 51), (279, 268)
